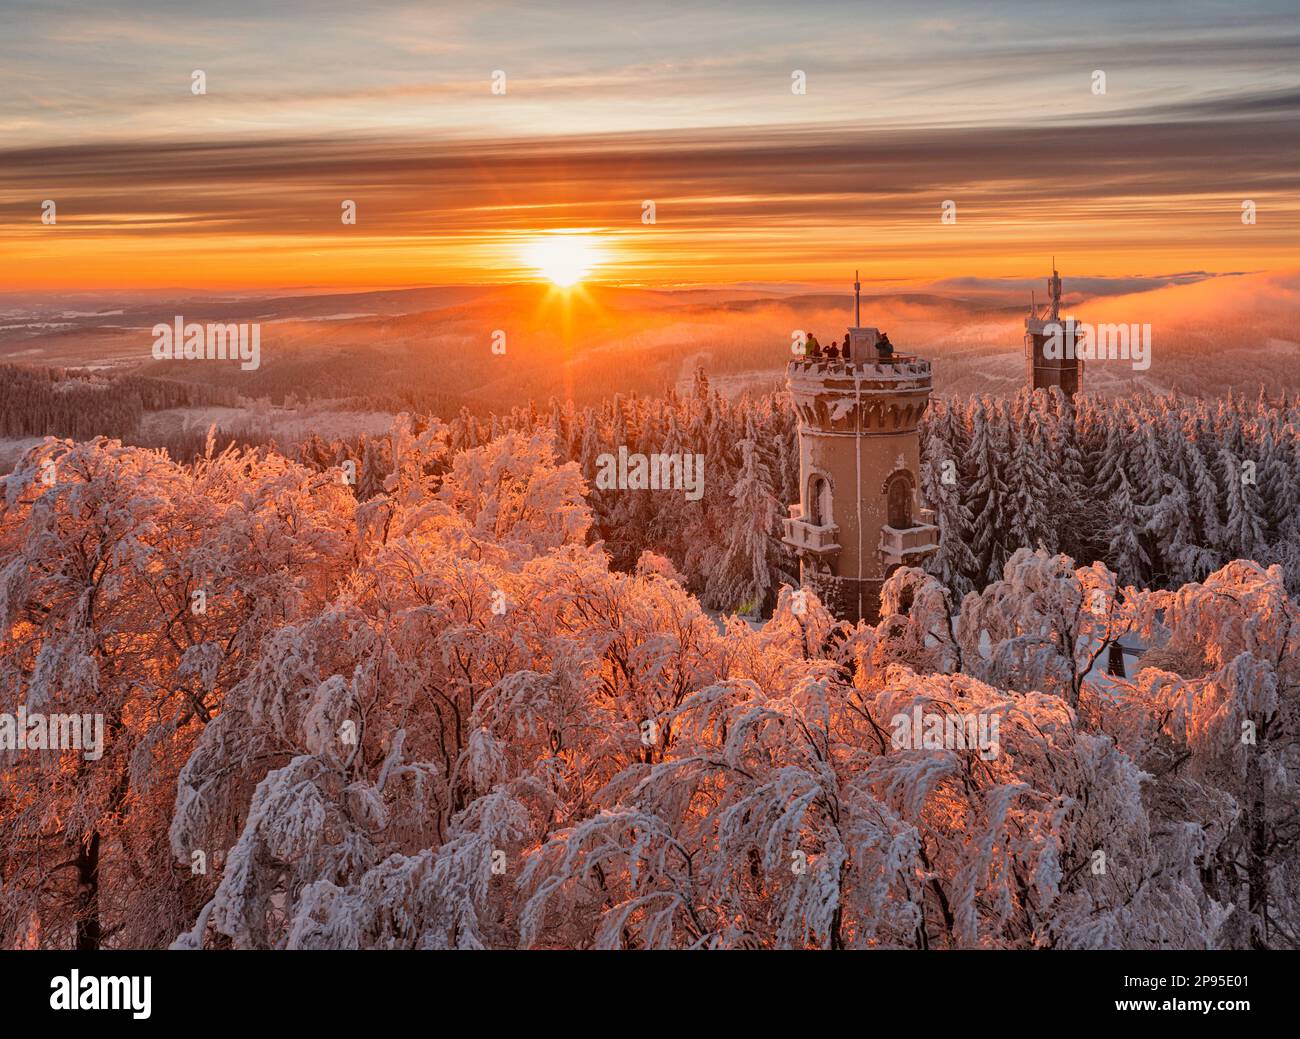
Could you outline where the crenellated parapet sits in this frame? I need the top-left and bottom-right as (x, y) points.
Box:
(787, 356), (932, 435)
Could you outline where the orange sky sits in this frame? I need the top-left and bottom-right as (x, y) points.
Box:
(1, 2), (1297, 291)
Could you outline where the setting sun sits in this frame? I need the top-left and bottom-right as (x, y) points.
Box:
(523, 233), (602, 287)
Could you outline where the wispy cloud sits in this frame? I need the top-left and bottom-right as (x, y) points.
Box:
(0, 0), (1296, 288)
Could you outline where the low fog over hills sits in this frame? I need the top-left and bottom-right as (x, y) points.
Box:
(2, 271), (1296, 425)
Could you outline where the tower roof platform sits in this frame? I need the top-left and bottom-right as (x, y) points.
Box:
(788, 355), (930, 384)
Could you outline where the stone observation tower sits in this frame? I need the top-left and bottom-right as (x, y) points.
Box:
(1024, 261), (1082, 395)
(782, 273), (940, 624)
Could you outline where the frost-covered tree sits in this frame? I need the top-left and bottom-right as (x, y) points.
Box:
(1115, 562), (1300, 948)
(1006, 404), (1053, 553)
(3, 397), (1299, 952)
(710, 413), (788, 616)
(966, 398), (1011, 585)
(0, 436), (353, 948)
(919, 408), (978, 598)
(958, 548), (1136, 706)
(1106, 469), (1150, 587)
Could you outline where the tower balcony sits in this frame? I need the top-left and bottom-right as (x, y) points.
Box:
(782, 506), (840, 557)
(878, 508), (939, 568)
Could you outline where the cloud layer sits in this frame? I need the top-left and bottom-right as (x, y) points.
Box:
(1, 1), (1297, 288)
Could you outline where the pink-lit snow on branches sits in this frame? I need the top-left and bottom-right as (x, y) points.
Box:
(0, 428), (1294, 949)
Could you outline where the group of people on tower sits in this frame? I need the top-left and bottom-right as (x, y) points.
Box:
(804, 330), (894, 361)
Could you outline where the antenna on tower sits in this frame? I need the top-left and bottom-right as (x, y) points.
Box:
(854, 269), (860, 327)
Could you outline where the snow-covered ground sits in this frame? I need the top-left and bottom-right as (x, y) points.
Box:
(136, 403), (398, 444)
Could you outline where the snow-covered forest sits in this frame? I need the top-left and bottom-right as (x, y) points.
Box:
(1, 404), (1295, 949)
(297, 373), (1300, 614)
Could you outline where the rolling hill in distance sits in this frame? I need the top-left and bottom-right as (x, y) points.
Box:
(2, 271), (1297, 420)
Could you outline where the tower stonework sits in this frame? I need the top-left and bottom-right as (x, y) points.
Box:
(1025, 263), (1083, 395)
(782, 280), (939, 625)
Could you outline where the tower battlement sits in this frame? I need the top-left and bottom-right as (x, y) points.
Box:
(787, 355), (931, 382)
(787, 356), (931, 435)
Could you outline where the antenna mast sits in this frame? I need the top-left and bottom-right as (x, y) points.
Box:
(854, 269), (860, 327)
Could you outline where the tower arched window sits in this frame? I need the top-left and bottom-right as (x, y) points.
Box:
(808, 474), (832, 527)
(885, 472), (913, 529)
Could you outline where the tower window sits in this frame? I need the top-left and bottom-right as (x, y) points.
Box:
(808, 475), (832, 527)
(885, 472), (913, 529)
